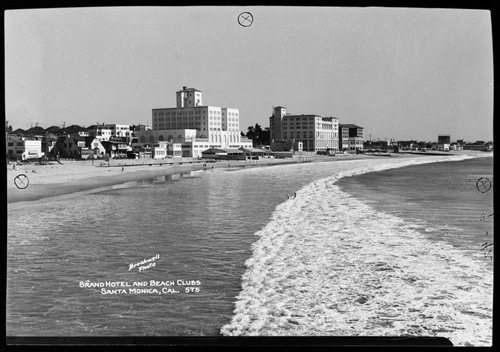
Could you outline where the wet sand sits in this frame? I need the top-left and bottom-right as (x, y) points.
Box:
(6, 151), (483, 205)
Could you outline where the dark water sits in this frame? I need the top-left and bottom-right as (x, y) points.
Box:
(220, 156), (493, 345)
(336, 157), (494, 252)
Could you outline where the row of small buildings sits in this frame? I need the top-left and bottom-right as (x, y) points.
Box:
(6, 131), (130, 161)
(364, 136), (493, 152)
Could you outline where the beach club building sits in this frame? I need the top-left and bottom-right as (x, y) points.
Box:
(137, 86), (252, 158)
(339, 124), (364, 151)
(269, 106), (339, 153)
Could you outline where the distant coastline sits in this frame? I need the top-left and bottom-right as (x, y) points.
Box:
(7, 151), (490, 206)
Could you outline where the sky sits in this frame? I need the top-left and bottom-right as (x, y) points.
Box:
(4, 6), (494, 142)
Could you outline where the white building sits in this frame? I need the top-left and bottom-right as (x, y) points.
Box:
(339, 124), (364, 151)
(103, 124), (132, 141)
(269, 106), (339, 152)
(149, 140), (169, 159)
(5, 135), (43, 160)
(86, 125), (113, 141)
(140, 86), (251, 157)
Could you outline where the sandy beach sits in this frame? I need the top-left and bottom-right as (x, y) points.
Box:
(5, 154), (362, 204)
(6, 151), (487, 205)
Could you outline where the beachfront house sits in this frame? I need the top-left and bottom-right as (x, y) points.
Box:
(86, 125), (113, 141)
(103, 124), (132, 143)
(41, 135), (58, 155)
(50, 135), (85, 159)
(80, 137), (106, 159)
(101, 140), (130, 158)
(153, 141), (170, 159)
(5, 135), (43, 160)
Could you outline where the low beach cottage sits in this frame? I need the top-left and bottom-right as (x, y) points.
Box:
(239, 147), (268, 159)
(201, 148), (245, 160)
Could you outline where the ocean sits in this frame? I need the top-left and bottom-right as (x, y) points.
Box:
(6, 154), (493, 346)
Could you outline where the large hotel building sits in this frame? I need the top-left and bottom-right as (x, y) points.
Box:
(269, 106), (340, 152)
(138, 86), (251, 157)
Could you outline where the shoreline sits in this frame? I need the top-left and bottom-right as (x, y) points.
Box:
(5, 154), (373, 205)
(220, 152), (493, 344)
(6, 151), (490, 206)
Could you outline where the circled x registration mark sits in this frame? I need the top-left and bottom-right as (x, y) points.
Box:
(238, 12), (253, 27)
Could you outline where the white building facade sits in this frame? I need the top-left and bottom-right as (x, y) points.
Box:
(5, 135), (43, 160)
(86, 125), (113, 141)
(269, 106), (339, 152)
(142, 87), (251, 157)
(339, 124), (364, 151)
(103, 124), (132, 141)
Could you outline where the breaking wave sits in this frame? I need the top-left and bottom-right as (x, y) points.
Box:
(221, 155), (492, 346)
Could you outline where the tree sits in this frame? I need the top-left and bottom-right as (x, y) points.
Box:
(246, 123), (264, 146)
(246, 125), (256, 140)
(5, 122), (12, 134)
(45, 125), (61, 134)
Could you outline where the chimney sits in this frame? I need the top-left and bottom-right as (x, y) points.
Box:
(183, 86), (187, 90)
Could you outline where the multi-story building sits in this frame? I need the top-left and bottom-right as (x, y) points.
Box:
(339, 124), (364, 151)
(86, 125), (113, 141)
(463, 141), (493, 151)
(139, 86), (252, 157)
(437, 134), (451, 151)
(5, 135), (43, 160)
(269, 106), (339, 152)
(103, 124), (132, 142)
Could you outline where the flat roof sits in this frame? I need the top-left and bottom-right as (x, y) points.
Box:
(176, 87), (202, 93)
(240, 147), (266, 153)
(340, 124), (363, 129)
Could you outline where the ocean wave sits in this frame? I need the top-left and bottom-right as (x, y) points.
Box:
(220, 154), (492, 346)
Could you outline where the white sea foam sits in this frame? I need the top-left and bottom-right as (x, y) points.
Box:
(221, 155), (493, 346)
